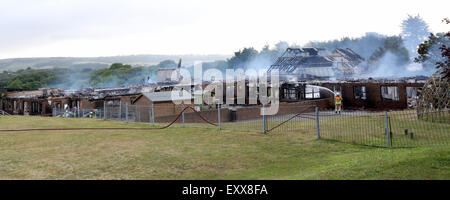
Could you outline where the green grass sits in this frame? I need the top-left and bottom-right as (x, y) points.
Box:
(221, 110), (450, 147)
(0, 115), (449, 180)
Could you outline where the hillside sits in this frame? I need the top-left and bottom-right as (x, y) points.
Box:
(0, 54), (231, 71)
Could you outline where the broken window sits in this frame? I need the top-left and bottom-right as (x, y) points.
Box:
(354, 86), (366, 100)
(283, 88), (298, 100)
(406, 87), (421, 98)
(333, 85), (342, 95)
(381, 86), (399, 101)
(305, 86), (320, 99)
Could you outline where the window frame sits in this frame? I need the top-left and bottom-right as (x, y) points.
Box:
(353, 85), (367, 100)
(380, 86), (399, 101)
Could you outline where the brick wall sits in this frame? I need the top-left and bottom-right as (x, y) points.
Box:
(319, 82), (424, 111)
(152, 98), (331, 123)
(154, 108), (231, 123)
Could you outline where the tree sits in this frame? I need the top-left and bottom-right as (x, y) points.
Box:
(110, 63), (131, 70)
(368, 36), (410, 67)
(274, 41), (289, 52)
(227, 47), (258, 69)
(305, 32), (387, 59)
(436, 18), (450, 78)
(400, 14), (430, 58)
(157, 60), (177, 68)
(415, 18), (450, 75)
(6, 79), (24, 89)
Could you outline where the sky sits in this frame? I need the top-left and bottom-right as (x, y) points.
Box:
(0, 0), (448, 59)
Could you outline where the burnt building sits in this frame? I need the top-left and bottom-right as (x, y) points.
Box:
(1, 88), (63, 115)
(0, 85), (144, 116)
(267, 47), (365, 80)
(312, 80), (424, 110)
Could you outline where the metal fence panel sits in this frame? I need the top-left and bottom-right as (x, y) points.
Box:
(49, 103), (449, 148)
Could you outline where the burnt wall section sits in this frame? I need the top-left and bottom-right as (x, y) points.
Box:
(0, 80), (425, 117)
(151, 98), (331, 123)
(316, 82), (424, 111)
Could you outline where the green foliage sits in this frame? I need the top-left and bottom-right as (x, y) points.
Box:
(0, 55), (229, 71)
(202, 60), (229, 72)
(305, 32), (387, 59)
(368, 36), (410, 66)
(157, 60), (177, 68)
(88, 64), (151, 87)
(0, 61), (166, 90)
(227, 47), (259, 69)
(416, 18), (450, 78)
(401, 14), (430, 57)
(226, 42), (286, 70)
(415, 32), (450, 72)
(109, 63), (132, 70)
(4, 69), (60, 89)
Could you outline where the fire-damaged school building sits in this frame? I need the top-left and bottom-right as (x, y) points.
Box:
(278, 80), (424, 110)
(0, 47), (427, 116)
(0, 79), (425, 116)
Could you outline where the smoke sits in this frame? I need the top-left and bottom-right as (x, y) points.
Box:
(47, 66), (158, 90)
(363, 51), (433, 78)
(306, 32), (387, 59)
(244, 54), (275, 73)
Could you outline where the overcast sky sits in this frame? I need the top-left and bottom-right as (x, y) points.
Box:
(0, 0), (448, 59)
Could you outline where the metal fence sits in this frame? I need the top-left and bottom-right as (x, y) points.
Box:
(317, 109), (449, 148)
(51, 103), (449, 148)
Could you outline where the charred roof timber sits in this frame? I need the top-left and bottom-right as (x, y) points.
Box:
(268, 47), (365, 81)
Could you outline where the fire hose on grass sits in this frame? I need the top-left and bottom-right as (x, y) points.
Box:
(0, 105), (217, 132)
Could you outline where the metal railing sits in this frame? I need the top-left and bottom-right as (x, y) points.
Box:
(316, 109), (450, 148)
(48, 103), (449, 148)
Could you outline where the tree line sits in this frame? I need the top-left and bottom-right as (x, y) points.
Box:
(0, 15), (448, 90)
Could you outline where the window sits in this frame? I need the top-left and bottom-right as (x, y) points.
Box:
(406, 87), (421, 98)
(305, 86), (320, 99)
(333, 85), (342, 94)
(354, 86), (366, 100)
(381, 86), (399, 101)
(283, 88), (298, 100)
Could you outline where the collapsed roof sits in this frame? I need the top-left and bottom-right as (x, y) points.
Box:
(267, 47), (365, 80)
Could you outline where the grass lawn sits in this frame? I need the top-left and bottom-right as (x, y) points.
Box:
(0, 115), (449, 180)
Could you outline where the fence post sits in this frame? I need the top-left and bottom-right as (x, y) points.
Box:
(181, 104), (185, 127)
(137, 105), (140, 122)
(316, 107), (320, 139)
(103, 103), (106, 120)
(218, 104), (221, 130)
(151, 103), (155, 126)
(135, 105), (137, 122)
(262, 104), (266, 134)
(125, 103), (129, 122)
(385, 111), (390, 148)
(119, 101), (122, 121)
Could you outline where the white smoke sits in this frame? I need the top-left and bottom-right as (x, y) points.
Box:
(364, 51), (433, 78)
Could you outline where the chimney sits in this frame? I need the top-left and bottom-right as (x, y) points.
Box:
(177, 58), (182, 81)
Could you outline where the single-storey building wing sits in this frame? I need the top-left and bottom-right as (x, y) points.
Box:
(132, 91), (195, 121)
